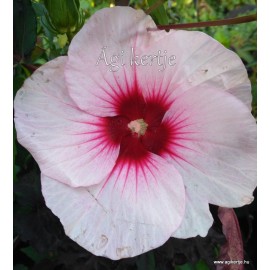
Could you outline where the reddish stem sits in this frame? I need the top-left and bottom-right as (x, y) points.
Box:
(147, 13), (257, 31)
(22, 63), (39, 72)
(14, 54), (39, 72)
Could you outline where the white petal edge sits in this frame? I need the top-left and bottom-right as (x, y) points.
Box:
(41, 153), (185, 259)
(135, 29), (252, 110)
(172, 189), (213, 238)
(65, 7), (158, 116)
(14, 57), (120, 187)
(161, 85), (256, 208)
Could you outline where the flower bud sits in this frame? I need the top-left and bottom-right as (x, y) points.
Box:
(44, 0), (82, 34)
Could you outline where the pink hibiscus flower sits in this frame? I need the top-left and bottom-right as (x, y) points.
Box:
(14, 7), (256, 259)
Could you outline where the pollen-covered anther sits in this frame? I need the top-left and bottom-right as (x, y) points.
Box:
(128, 119), (148, 136)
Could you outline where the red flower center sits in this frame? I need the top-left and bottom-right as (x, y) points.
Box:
(104, 90), (171, 163)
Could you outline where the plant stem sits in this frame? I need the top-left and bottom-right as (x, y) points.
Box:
(145, 0), (164, 15)
(147, 13), (257, 31)
(13, 54), (39, 72)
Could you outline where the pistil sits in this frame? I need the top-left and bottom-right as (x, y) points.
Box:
(128, 119), (148, 136)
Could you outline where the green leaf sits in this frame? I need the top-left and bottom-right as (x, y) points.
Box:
(176, 263), (194, 270)
(20, 246), (45, 263)
(147, 0), (169, 25)
(240, 45), (257, 52)
(194, 260), (210, 270)
(175, 260), (210, 270)
(32, 2), (46, 17)
(136, 251), (155, 270)
(14, 265), (28, 270)
(236, 48), (254, 64)
(31, 45), (46, 63)
(13, 73), (26, 98)
(213, 27), (230, 48)
(14, 128), (18, 182)
(14, 0), (37, 56)
(33, 58), (47, 65)
(21, 64), (32, 78)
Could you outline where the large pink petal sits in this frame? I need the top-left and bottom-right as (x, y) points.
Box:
(135, 29), (252, 110)
(14, 57), (119, 187)
(161, 86), (256, 207)
(65, 7), (157, 116)
(41, 153), (185, 259)
(172, 189), (213, 238)
(66, 7), (251, 118)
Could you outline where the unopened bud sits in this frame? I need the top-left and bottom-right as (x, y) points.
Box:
(44, 0), (82, 34)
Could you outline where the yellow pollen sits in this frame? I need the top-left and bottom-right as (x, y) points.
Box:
(128, 119), (148, 136)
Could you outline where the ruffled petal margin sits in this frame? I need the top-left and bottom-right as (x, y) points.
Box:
(172, 189), (213, 238)
(65, 7), (157, 116)
(161, 86), (256, 208)
(14, 57), (120, 187)
(41, 153), (185, 259)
